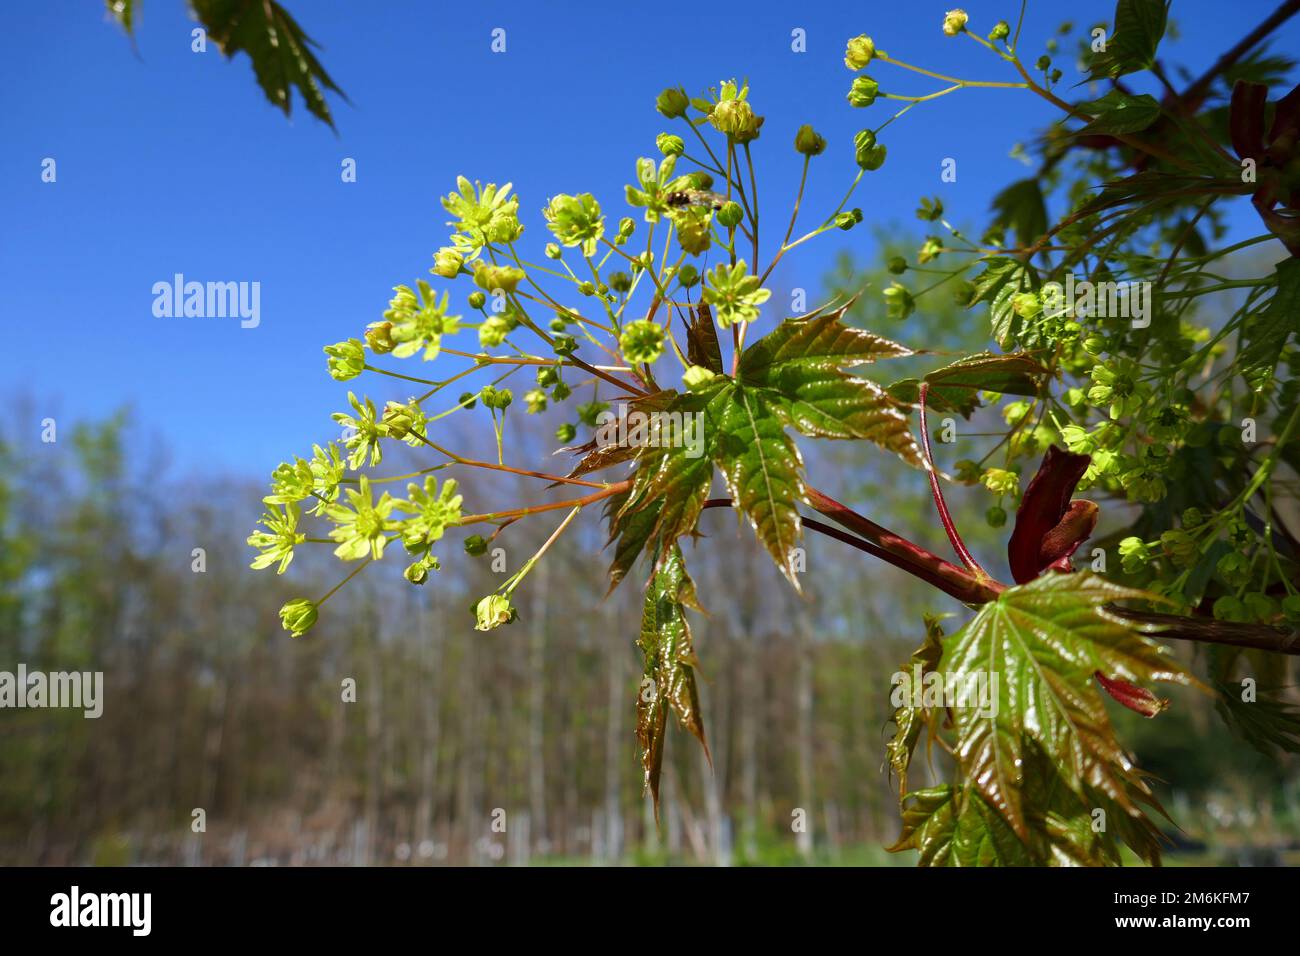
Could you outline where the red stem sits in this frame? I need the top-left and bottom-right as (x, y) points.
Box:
(703, 493), (1300, 655)
(918, 382), (991, 580)
(703, 493), (1004, 605)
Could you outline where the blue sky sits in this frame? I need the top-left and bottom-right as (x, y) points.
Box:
(2, 0), (1295, 480)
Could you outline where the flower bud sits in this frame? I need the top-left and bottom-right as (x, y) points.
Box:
(835, 209), (863, 231)
(544, 242), (562, 260)
(710, 98), (759, 139)
(464, 534), (489, 556)
(986, 505), (1007, 528)
(677, 264), (700, 288)
(847, 76), (880, 107)
(473, 262), (525, 293)
(324, 338), (366, 382)
(404, 555), (438, 585)
(1118, 536), (1151, 574)
(381, 400), (419, 439)
(981, 467), (1020, 497)
(989, 20), (1010, 41)
(844, 34), (875, 70)
(717, 201), (744, 229)
(656, 87), (690, 119)
(468, 290), (487, 309)
(525, 388), (548, 414)
(620, 320), (666, 365)
(478, 315), (510, 348)
(279, 598), (318, 638)
(794, 124), (826, 156)
(458, 391), (477, 410)
(1213, 595), (1247, 622)
(1011, 291), (1041, 318)
(365, 322), (396, 355)
(656, 133), (685, 156)
(555, 422), (577, 443)
(431, 247), (464, 279)
(683, 365), (716, 391)
(887, 255), (907, 275)
(1159, 530), (1197, 567)
(544, 193), (605, 255)
(553, 334), (578, 357)
(942, 9), (969, 36)
(670, 206), (712, 255)
(856, 137), (887, 170)
(474, 594), (517, 631)
(883, 282), (914, 320)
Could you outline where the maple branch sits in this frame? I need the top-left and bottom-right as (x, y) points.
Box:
(1110, 608), (1300, 657)
(459, 480), (630, 525)
(702, 492), (1003, 605)
(803, 487), (1004, 604)
(705, 490), (1300, 656)
(1178, 0), (1300, 108)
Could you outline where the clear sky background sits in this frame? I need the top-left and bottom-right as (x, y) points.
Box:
(3, 0), (1296, 481)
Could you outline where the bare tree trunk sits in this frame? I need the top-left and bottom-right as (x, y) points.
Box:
(363, 598), (382, 867)
(528, 560), (549, 855)
(603, 601), (625, 863)
(795, 604), (815, 861)
(415, 591), (443, 851)
(739, 624), (759, 861)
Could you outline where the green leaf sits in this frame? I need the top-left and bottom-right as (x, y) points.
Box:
(190, 0), (347, 129)
(943, 572), (1192, 844)
(565, 440), (641, 481)
(969, 257), (1039, 348)
(890, 785), (1033, 866)
(969, 256), (1023, 304)
(1213, 679), (1300, 757)
(1088, 0), (1169, 79)
(889, 785), (959, 865)
(710, 384), (808, 585)
(887, 352), (1049, 418)
(738, 310), (920, 465)
(989, 178), (1048, 250)
(565, 389), (680, 482)
(1080, 90), (1162, 135)
(603, 490), (661, 593)
(614, 387), (721, 566)
(1239, 259), (1300, 387)
(637, 544), (707, 814)
(886, 614), (947, 796)
(738, 307), (912, 376)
